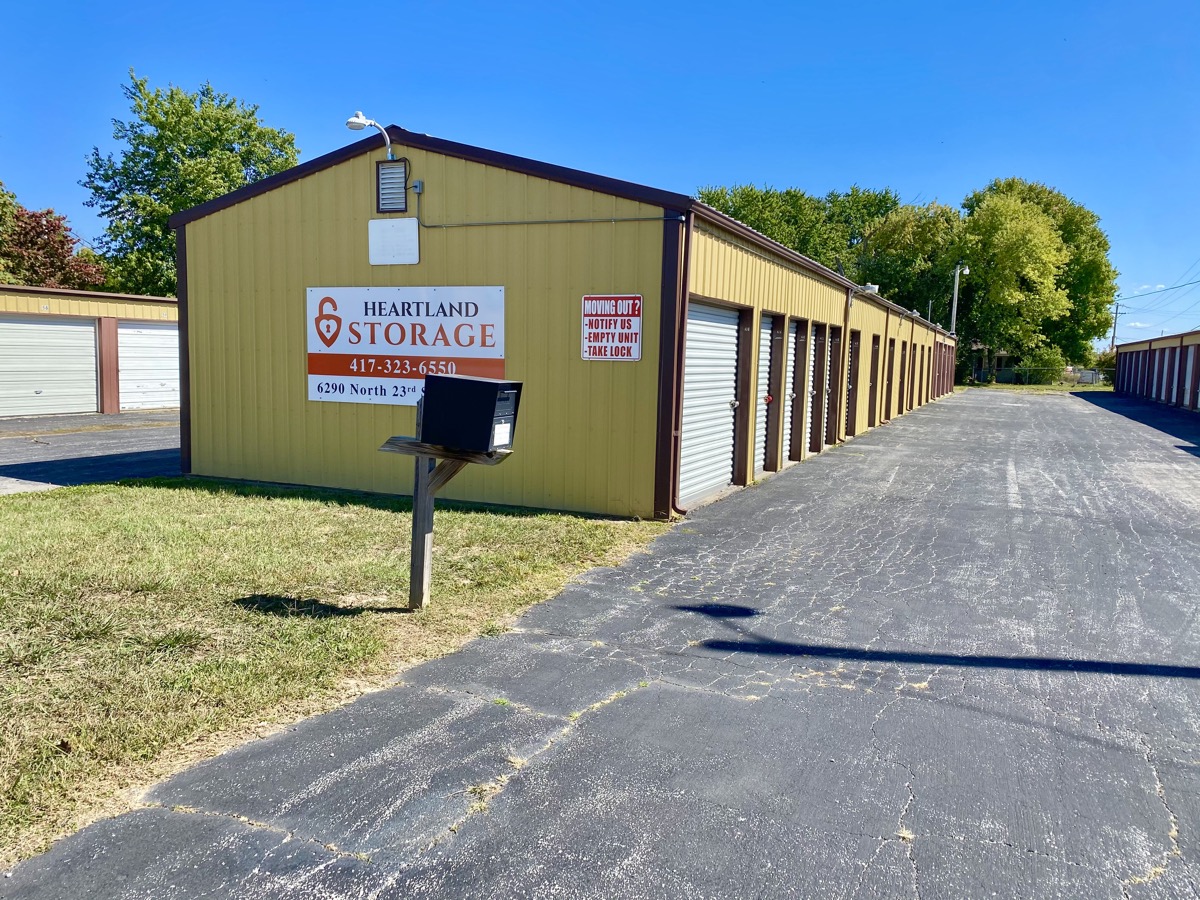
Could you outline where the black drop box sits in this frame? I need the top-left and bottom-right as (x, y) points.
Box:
(420, 374), (523, 453)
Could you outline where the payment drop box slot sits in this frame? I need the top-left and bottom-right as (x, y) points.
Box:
(420, 374), (522, 454)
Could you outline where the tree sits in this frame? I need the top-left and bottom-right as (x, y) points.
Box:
(0, 180), (17, 284)
(957, 193), (1070, 372)
(0, 180), (106, 290)
(1, 207), (106, 290)
(82, 71), (298, 297)
(696, 183), (898, 278)
(965, 179), (1117, 363)
(857, 202), (963, 325)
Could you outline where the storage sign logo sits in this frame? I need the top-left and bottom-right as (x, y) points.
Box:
(306, 286), (505, 406)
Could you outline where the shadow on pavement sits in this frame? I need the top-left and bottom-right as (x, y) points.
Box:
(676, 603), (1200, 680)
(1071, 392), (1200, 454)
(0, 449), (181, 486)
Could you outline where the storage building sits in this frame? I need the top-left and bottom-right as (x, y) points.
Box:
(170, 127), (956, 519)
(1115, 329), (1200, 412)
(0, 284), (179, 417)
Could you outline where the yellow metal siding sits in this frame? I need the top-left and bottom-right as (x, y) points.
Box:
(688, 226), (949, 469)
(0, 288), (177, 322)
(184, 146), (664, 517)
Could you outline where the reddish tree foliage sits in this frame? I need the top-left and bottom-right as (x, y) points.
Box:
(2, 207), (105, 290)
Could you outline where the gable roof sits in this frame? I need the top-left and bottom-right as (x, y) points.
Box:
(168, 125), (950, 336)
(168, 126), (694, 230)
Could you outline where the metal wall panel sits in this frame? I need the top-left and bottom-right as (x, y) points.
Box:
(0, 315), (98, 416)
(184, 144), (665, 517)
(679, 303), (739, 504)
(754, 317), (772, 472)
(0, 287), (176, 323)
(118, 323), (181, 410)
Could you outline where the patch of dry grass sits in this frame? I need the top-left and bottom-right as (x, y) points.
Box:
(0, 477), (666, 865)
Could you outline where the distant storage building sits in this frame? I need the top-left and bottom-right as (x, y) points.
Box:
(170, 127), (956, 518)
(0, 284), (179, 417)
(1115, 329), (1200, 412)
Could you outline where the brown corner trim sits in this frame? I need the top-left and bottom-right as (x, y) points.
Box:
(176, 229), (192, 475)
(97, 318), (119, 414)
(654, 210), (686, 520)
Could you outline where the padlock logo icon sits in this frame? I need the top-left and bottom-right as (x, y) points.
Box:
(315, 296), (341, 348)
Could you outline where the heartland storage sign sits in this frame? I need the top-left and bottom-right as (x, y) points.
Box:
(307, 286), (504, 406)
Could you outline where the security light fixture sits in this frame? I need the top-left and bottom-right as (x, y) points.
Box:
(346, 111), (394, 160)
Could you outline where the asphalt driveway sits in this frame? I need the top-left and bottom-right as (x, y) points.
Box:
(0, 410), (180, 493)
(5, 390), (1199, 899)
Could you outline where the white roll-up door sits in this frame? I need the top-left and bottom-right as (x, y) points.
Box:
(754, 318), (772, 473)
(679, 303), (740, 506)
(0, 316), (98, 417)
(782, 321), (798, 463)
(821, 333), (832, 443)
(118, 323), (180, 410)
(804, 330), (816, 455)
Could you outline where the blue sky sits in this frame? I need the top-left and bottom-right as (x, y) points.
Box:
(3, 0), (1197, 341)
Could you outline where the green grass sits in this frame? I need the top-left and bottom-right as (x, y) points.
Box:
(968, 381), (1113, 393)
(0, 477), (666, 864)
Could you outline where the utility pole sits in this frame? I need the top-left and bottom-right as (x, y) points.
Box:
(950, 263), (969, 335)
(1109, 302), (1120, 351)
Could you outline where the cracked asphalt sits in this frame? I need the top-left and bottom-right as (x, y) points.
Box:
(5, 390), (1200, 899)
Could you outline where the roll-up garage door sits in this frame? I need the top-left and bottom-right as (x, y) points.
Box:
(679, 303), (740, 506)
(754, 318), (772, 473)
(804, 329), (817, 454)
(782, 321), (798, 463)
(0, 316), (98, 417)
(118, 323), (180, 410)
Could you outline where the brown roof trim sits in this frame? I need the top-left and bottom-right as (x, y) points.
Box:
(170, 127), (695, 230)
(1117, 327), (1200, 350)
(0, 283), (176, 304)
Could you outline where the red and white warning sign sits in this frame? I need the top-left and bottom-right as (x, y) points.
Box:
(581, 294), (642, 361)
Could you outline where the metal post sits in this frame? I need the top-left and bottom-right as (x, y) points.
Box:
(950, 264), (962, 335)
(410, 453), (435, 609)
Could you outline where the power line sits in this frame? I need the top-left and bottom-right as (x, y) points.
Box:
(1116, 277), (1200, 307)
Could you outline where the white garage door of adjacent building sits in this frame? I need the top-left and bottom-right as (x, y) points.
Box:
(118, 323), (180, 410)
(0, 316), (98, 417)
(679, 303), (740, 506)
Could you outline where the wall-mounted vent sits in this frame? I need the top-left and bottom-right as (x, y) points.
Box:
(377, 159), (408, 213)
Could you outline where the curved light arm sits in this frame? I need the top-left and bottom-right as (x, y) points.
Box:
(346, 111), (394, 160)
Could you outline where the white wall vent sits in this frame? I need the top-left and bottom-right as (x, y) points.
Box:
(377, 159), (408, 212)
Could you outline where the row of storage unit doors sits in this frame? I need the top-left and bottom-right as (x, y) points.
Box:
(0, 315), (180, 417)
(677, 302), (943, 507)
(678, 303), (838, 506)
(1116, 343), (1199, 411)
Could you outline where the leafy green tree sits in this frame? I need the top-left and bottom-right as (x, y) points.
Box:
(821, 186), (901, 276)
(82, 71), (298, 297)
(0, 180), (18, 284)
(965, 179), (1117, 363)
(957, 193), (1070, 371)
(696, 184), (898, 278)
(857, 202), (963, 325)
(1017, 344), (1067, 384)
